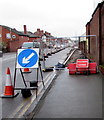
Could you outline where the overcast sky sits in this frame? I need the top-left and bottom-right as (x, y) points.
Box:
(0, 0), (102, 37)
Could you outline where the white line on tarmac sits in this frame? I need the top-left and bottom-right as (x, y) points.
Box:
(2, 56), (16, 62)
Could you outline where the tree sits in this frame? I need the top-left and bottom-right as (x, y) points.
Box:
(0, 42), (7, 52)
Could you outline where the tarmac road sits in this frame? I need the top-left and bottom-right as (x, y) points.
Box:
(1, 47), (70, 118)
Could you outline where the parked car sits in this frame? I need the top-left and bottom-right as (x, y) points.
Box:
(21, 42), (40, 48)
(0, 51), (3, 57)
(21, 42), (47, 61)
(54, 44), (61, 49)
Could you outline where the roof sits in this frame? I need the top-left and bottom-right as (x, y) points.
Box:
(0, 25), (29, 37)
(0, 25), (54, 38)
(25, 31), (40, 38)
(34, 31), (43, 37)
(44, 33), (53, 37)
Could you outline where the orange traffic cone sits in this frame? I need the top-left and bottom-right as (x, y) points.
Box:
(22, 68), (31, 73)
(4, 67), (14, 96)
(1, 67), (19, 98)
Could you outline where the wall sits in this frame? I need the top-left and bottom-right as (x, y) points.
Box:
(29, 37), (38, 42)
(9, 40), (19, 52)
(9, 36), (29, 52)
(0, 26), (2, 42)
(101, 3), (104, 64)
(1, 27), (20, 51)
(86, 2), (104, 65)
(90, 7), (100, 64)
(1, 26), (30, 52)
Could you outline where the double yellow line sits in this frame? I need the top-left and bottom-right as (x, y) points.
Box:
(9, 72), (55, 118)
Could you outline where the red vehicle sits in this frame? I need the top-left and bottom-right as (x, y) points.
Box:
(67, 59), (97, 75)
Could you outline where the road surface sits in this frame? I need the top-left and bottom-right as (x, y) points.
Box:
(1, 47), (70, 118)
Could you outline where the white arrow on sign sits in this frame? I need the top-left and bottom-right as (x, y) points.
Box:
(22, 52), (35, 64)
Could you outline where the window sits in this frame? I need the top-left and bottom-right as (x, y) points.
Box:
(0, 34), (2, 38)
(12, 35), (16, 39)
(6, 33), (11, 39)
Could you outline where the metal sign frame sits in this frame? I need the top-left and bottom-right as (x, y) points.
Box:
(13, 47), (45, 97)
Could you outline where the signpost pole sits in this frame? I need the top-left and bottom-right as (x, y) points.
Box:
(14, 52), (18, 88)
(39, 61), (45, 88)
(20, 68), (27, 87)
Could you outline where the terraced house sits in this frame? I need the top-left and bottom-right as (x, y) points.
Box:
(0, 25), (52, 52)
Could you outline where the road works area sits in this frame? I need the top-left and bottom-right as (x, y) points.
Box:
(1, 48), (104, 119)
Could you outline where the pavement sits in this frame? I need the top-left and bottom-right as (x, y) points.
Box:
(27, 49), (103, 119)
(33, 69), (102, 118)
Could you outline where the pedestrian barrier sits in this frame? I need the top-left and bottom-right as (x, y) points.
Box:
(67, 63), (76, 74)
(76, 59), (89, 72)
(1, 67), (19, 98)
(89, 62), (97, 74)
(67, 59), (97, 75)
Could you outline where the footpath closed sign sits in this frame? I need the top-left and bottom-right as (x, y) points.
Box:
(16, 49), (39, 68)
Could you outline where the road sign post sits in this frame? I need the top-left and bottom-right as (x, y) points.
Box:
(13, 48), (45, 98)
(16, 49), (39, 68)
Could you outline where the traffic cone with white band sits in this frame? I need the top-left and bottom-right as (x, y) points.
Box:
(4, 67), (14, 96)
(1, 67), (19, 98)
(22, 68), (32, 73)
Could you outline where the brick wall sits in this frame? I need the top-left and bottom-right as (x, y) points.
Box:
(9, 40), (19, 52)
(90, 8), (100, 64)
(86, 2), (104, 65)
(101, 3), (104, 64)
(9, 36), (29, 52)
(0, 26), (2, 42)
(1, 27), (20, 51)
(29, 37), (38, 42)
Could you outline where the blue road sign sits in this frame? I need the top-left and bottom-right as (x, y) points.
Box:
(16, 49), (39, 68)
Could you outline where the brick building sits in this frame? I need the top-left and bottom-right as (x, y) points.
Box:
(86, 1), (104, 65)
(0, 25), (30, 52)
(0, 25), (53, 52)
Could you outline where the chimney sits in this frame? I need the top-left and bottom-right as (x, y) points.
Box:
(37, 29), (40, 32)
(41, 30), (44, 33)
(48, 33), (51, 35)
(24, 25), (27, 34)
